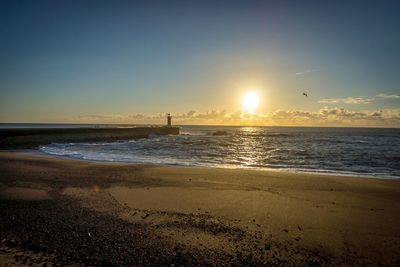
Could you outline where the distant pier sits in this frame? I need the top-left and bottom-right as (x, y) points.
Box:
(0, 126), (180, 148)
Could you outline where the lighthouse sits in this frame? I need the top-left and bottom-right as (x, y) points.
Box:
(167, 113), (172, 127)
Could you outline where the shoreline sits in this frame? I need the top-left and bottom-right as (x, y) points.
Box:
(30, 147), (399, 180)
(1, 150), (400, 266)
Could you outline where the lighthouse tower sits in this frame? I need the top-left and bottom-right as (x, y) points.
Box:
(167, 113), (172, 127)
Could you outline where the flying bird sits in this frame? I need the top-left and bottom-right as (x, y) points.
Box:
(302, 92), (308, 97)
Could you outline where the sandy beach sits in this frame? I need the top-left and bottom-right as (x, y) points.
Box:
(1, 150), (400, 266)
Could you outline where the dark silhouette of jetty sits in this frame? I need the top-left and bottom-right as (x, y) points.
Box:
(0, 126), (179, 149)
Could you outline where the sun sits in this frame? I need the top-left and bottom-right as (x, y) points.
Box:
(243, 92), (260, 111)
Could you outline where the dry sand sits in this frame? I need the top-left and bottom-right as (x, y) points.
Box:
(1, 150), (399, 266)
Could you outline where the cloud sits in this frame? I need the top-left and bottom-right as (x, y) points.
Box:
(376, 93), (400, 99)
(295, 69), (318, 75)
(345, 97), (374, 104)
(318, 97), (374, 105)
(319, 93), (400, 105)
(63, 108), (400, 127)
(316, 107), (400, 125)
(187, 110), (196, 117)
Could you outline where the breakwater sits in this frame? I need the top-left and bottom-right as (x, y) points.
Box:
(0, 126), (180, 148)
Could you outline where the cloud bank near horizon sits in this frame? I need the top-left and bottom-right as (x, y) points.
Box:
(62, 107), (400, 127)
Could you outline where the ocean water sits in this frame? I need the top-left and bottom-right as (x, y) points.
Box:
(39, 126), (400, 178)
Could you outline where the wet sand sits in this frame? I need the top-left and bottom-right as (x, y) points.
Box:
(1, 150), (400, 266)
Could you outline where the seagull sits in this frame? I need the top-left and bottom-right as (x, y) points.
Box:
(303, 92), (308, 97)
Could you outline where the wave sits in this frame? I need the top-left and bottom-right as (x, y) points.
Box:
(38, 126), (400, 179)
(238, 133), (293, 138)
(38, 145), (399, 179)
(180, 131), (207, 136)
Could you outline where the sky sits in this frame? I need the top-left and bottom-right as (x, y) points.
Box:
(0, 0), (399, 126)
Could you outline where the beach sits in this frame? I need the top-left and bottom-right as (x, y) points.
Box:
(1, 150), (399, 266)
(2, 0), (400, 266)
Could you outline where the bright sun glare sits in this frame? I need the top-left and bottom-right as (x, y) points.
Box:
(243, 92), (260, 111)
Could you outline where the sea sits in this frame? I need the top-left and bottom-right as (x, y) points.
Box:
(2, 124), (399, 179)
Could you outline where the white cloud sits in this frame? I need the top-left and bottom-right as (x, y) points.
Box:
(344, 97), (375, 104)
(295, 69), (318, 75)
(319, 92), (400, 105)
(318, 97), (374, 105)
(376, 93), (400, 99)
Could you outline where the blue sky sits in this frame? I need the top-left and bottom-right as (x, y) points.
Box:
(0, 0), (399, 125)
